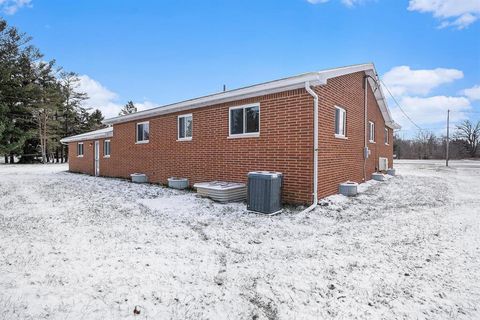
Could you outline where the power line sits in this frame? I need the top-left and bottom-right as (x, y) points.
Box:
(379, 78), (424, 131)
(451, 110), (480, 114)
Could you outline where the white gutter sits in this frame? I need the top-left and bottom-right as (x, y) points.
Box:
(103, 63), (399, 127)
(104, 73), (324, 125)
(301, 82), (319, 214)
(59, 127), (113, 144)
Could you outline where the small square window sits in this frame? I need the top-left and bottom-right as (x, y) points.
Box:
(178, 114), (193, 140)
(229, 104), (260, 137)
(369, 121), (375, 143)
(136, 122), (149, 143)
(77, 142), (84, 157)
(104, 140), (111, 157)
(334, 106), (347, 138)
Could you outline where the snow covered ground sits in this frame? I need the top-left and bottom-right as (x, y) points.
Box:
(0, 160), (479, 319)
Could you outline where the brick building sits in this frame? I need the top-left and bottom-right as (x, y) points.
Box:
(61, 63), (400, 204)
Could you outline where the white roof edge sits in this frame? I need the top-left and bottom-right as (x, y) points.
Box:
(60, 127), (113, 144)
(103, 63), (398, 127)
(103, 72), (324, 125)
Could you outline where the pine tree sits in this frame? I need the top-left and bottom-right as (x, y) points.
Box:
(87, 109), (104, 131)
(0, 18), (43, 163)
(58, 71), (88, 161)
(119, 100), (137, 115)
(0, 18), (100, 164)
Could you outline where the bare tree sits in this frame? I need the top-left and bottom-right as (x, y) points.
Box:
(455, 120), (480, 158)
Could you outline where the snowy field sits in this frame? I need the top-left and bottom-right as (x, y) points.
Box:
(0, 160), (479, 319)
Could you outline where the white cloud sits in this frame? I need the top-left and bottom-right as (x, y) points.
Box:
(381, 65), (476, 135)
(0, 0), (32, 15)
(133, 101), (157, 112)
(382, 66), (463, 96)
(462, 85), (480, 101)
(341, 0), (368, 7)
(390, 95), (471, 134)
(408, 0), (480, 29)
(78, 75), (119, 118)
(78, 75), (156, 118)
(396, 95), (470, 124)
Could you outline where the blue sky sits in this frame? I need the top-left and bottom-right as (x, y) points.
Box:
(2, 0), (479, 136)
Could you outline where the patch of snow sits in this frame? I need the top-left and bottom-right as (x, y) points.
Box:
(0, 160), (479, 319)
(138, 194), (199, 212)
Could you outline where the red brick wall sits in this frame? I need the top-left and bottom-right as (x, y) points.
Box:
(103, 89), (314, 204)
(67, 71), (394, 204)
(314, 72), (393, 200)
(68, 138), (112, 176)
(68, 140), (94, 175)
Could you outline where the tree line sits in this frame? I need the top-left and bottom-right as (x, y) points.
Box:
(394, 120), (480, 160)
(2, 18), (478, 164)
(0, 18), (107, 164)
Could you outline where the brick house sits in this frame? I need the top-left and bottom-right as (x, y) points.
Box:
(61, 63), (400, 205)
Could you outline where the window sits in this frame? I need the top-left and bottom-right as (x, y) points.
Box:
(334, 106), (347, 138)
(178, 114), (193, 140)
(136, 121), (149, 143)
(229, 103), (260, 137)
(104, 140), (111, 157)
(369, 121), (375, 142)
(77, 142), (84, 157)
(384, 127), (389, 145)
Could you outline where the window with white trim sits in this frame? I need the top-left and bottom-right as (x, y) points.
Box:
(229, 103), (260, 137)
(104, 140), (111, 157)
(77, 142), (84, 157)
(178, 114), (193, 140)
(384, 127), (389, 145)
(136, 121), (149, 143)
(369, 121), (375, 142)
(334, 106), (347, 138)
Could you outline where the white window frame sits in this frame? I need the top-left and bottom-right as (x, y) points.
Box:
(136, 121), (150, 144)
(104, 139), (111, 158)
(369, 121), (375, 143)
(334, 106), (347, 139)
(384, 127), (389, 145)
(228, 103), (260, 138)
(77, 142), (84, 157)
(177, 114), (193, 141)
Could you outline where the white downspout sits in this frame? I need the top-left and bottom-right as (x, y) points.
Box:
(363, 76), (368, 181)
(301, 81), (319, 214)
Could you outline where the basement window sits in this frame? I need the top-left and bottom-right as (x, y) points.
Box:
(104, 140), (111, 157)
(229, 103), (260, 138)
(384, 127), (389, 145)
(178, 114), (193, 141)
(77, 142), (84, 157)
(369, 121), (375, 143)
(334, 106), (347, 139)
(136, 121), (149, 143)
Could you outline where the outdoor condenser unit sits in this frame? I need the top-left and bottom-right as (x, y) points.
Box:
(247, 171), (283, 214)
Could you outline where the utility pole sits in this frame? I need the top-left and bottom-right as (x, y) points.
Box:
(446, 109), (450, 167)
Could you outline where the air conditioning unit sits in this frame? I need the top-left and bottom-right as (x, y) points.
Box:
(247, 171), (283, 214)
(379, 157), (388, 171)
